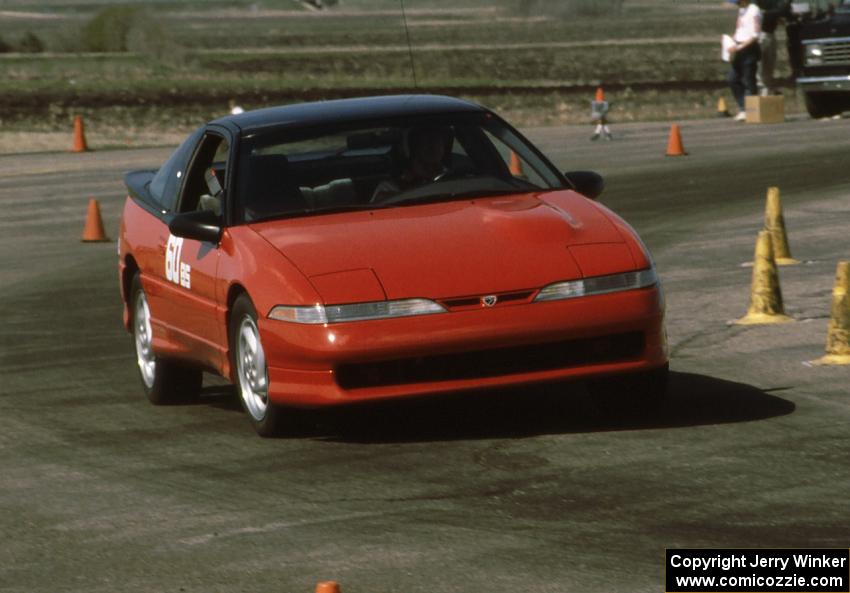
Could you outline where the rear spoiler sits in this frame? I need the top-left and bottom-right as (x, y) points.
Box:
(124, 169), (158, 210)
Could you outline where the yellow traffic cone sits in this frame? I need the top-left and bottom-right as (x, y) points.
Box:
(809, 261), (850, 365)
(735, 230), (794, 325)
(764, 186), (799, 265)
(717, 97), (731, 117)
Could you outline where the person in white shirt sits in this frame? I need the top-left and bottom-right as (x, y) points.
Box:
(727, 0), (763, 121)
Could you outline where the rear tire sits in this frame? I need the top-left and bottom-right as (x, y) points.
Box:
(587, 363), (669, 413)
(130, 273), (202, 405)
(229, 293), (288, 437)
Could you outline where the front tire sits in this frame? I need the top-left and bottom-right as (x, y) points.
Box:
(130, 273), (202, 405)
(229, 293), (287, 437)
(804, 92), (845, 119)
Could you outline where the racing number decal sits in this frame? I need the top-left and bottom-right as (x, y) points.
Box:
(165, 235), (192, 289)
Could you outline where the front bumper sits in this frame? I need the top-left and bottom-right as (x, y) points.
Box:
(797, 75), (850, 92)
(258, 285), (667, 406)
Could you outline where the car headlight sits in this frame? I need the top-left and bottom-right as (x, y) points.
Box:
(269, 298), (446, 324)
(533, 267), (658, 302)
(806, 44), (824, 65)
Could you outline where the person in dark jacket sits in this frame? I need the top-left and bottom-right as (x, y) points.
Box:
(757, 0), (792, 94)
(785, 10), (804, 80)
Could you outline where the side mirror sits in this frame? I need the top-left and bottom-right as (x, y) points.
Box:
(564, 170), (605, 200)
(169, 209), (222, 244)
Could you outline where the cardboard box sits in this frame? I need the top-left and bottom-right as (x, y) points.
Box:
(745, 95), (785, 124)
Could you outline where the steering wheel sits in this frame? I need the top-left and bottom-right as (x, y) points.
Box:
(432, 169), (473, 183)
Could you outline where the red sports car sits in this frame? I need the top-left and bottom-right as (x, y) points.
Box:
(118, 95), (668, 436)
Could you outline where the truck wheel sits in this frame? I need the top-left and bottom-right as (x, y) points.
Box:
(587, 364), (669, 414)
(130, 273), (202, 405)
(804, 92), (844, 119)
(229, 293), (287, 437)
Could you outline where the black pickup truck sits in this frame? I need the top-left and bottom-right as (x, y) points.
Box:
(796, 0), (850, 117)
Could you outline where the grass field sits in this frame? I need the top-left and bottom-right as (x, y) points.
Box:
(0, 0), (804, 152)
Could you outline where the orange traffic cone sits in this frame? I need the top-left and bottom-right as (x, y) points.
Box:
(595, 87), (605, 102)
(315, 582), (341, 593)
(81, 198), (109, 242)
(665, 124), (687, 156)
(509, 151), (525, 176)
(72, 115), (89, 153)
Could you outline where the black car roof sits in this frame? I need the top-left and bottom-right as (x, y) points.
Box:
(211, 94), (487, 134)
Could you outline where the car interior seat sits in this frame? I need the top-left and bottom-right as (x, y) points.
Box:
(242, 154), (307, 222)
(300, 178), (357, 211)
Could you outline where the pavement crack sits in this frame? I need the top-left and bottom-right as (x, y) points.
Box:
(670, 325), (746, 357)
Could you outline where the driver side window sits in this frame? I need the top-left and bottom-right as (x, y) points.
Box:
(178, 133), (230, 217)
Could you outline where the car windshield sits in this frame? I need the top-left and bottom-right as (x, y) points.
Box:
(236, 112), (563, 223)
(816, 0), (849, 9)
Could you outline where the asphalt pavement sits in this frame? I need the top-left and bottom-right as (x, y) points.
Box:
(1, 116), (848, 593)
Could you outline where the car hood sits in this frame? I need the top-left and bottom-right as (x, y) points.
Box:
(250, 190), (637, 303)
(800, 12), (850, 40)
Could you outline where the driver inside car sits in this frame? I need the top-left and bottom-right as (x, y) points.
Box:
(371, 126), (453, 202)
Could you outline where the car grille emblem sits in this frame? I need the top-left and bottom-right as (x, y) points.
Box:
(482, 295), (498, 307)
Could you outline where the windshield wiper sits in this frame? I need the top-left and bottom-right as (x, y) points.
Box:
(460, 189), (527, 199)
(390, 189), (524, 207)
(250, 203), (387, 223)
(292, 203), (390, 218)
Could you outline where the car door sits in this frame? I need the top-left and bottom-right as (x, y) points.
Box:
(151, 127), (233, 371)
